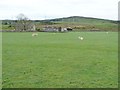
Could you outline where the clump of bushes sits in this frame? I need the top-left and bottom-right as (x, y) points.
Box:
(36, 28), (41, 32)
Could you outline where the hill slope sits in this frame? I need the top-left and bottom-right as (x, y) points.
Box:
(40, 16), (118, 31)
(2, 16), (118, 31)
(48, 16), (116, 23)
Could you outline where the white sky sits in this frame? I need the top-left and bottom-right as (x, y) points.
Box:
(0, 0), (119, 20)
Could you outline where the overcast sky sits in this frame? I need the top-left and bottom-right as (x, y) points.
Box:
(0, 0), (119, 20)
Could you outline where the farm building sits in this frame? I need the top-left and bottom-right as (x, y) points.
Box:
(42, 26), (60, 32)
(42, 26), (72, 32)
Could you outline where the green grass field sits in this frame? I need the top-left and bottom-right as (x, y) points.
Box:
(2, 32), (118, 88)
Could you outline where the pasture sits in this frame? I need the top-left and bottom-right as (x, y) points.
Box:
(2, 32), (118, 88)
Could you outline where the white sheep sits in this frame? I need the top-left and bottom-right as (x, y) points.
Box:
(78, 36), (84, 40)
(80, 37), (84, 40)
(32, 33), (38, 37)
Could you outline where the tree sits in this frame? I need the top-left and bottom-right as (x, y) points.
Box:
(15, 13), (35, 32)
(16, 13), (28, 20)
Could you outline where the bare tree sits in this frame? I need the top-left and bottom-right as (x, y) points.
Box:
(15, 13), (35, 32)
(16, 13), (28, 20)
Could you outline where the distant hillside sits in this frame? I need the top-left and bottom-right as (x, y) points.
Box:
(45, 16), (117, 23)
(41, 16), (118, 31)
(2, 16), (118, 31)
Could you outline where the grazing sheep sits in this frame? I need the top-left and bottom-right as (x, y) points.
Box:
(32, 33), (38, 37)
(80, 37), (84, 40)
(78, 36), (84, 40)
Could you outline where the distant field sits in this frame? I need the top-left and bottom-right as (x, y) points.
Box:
(2, 32), (118, 88)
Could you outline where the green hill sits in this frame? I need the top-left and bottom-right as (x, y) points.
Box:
(43, 16), (118, 31)
(2, 16), (118, 31)
(48, 16), (116, 23)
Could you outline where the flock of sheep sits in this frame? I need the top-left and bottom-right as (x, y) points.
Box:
(32, 32), (109, 41)
(32, 32), (84, 40)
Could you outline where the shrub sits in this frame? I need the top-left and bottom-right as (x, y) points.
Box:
(36, 28), (41, 32)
